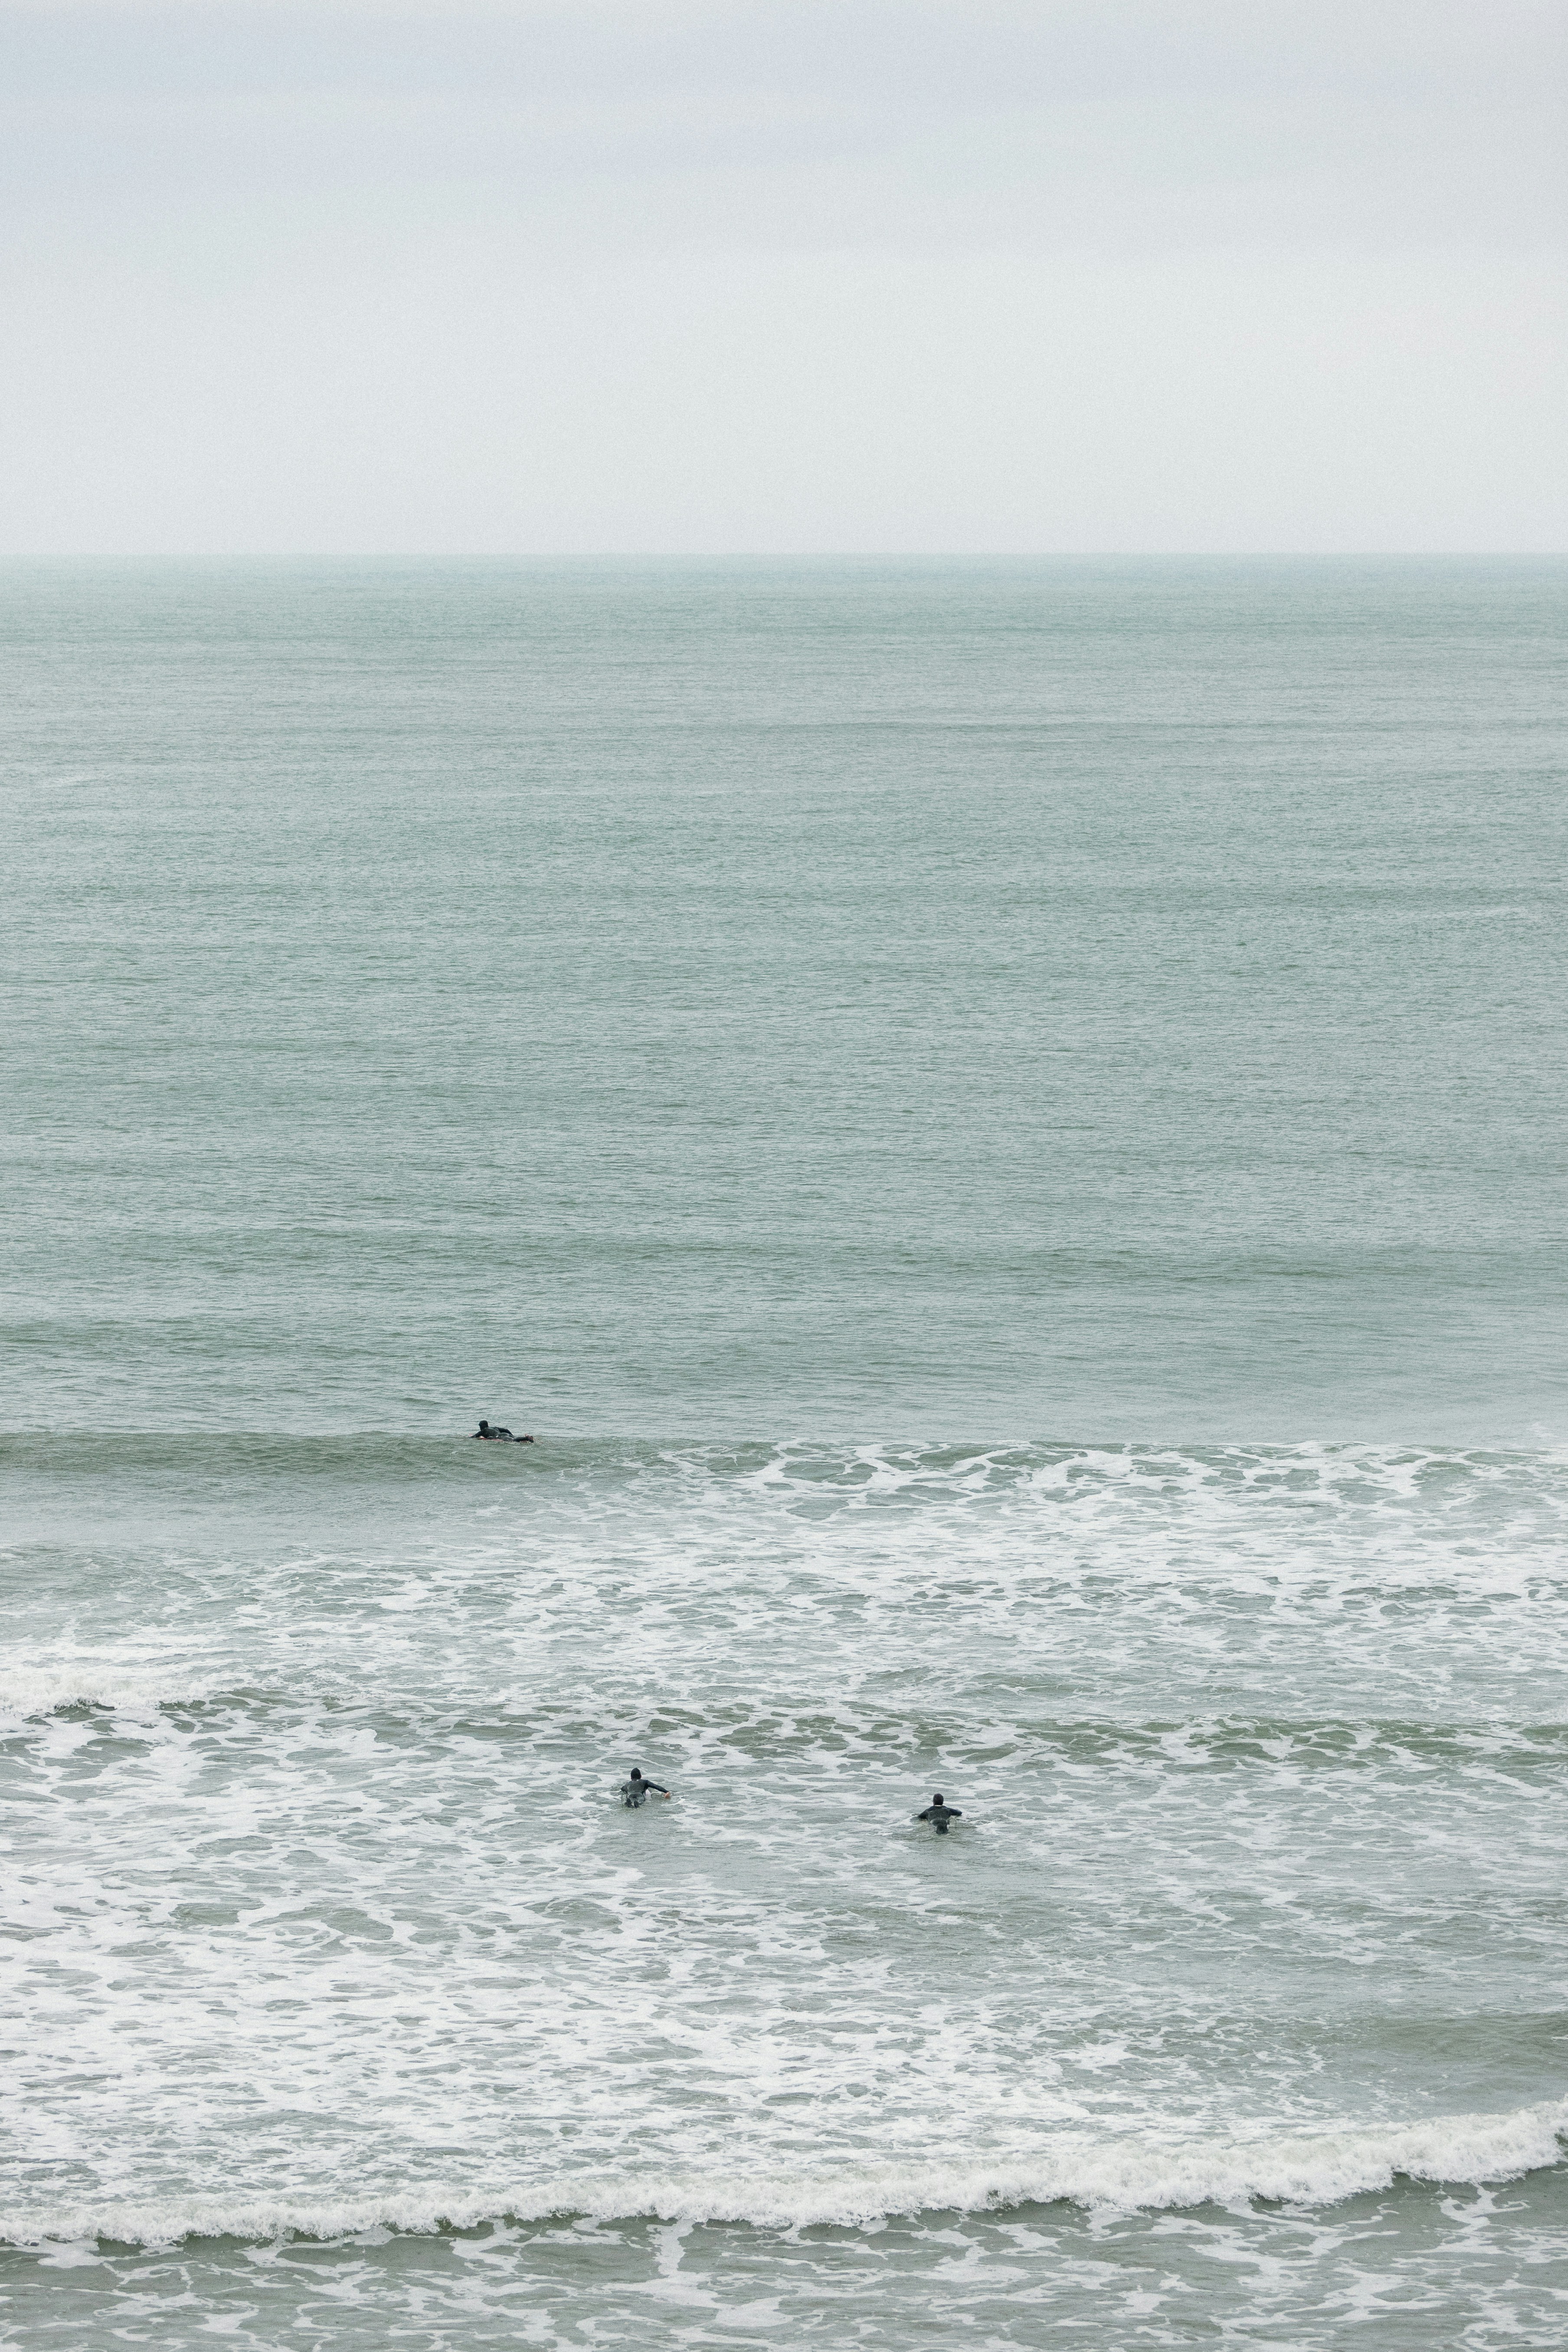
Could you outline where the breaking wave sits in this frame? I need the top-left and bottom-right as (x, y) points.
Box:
(8, 2101), (1566, 2250)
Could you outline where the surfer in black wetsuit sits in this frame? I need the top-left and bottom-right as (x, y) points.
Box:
(473, 1421), (534, 1441)
(916, 1793), (962, 1834)
(620, 1767), (671, 1807)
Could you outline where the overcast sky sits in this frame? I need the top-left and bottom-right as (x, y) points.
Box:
(2, 0), (1563, 551)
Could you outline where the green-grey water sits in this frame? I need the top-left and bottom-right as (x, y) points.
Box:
(3, 558), (1567, 2347)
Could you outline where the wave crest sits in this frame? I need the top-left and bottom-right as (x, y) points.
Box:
(8, 2100), (1565, 2249)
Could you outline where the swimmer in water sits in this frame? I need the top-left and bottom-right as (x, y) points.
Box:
(473, 1421), (535, 1441)
(620, 1767), (671, 1808)
(916, 1793), (962, 1834)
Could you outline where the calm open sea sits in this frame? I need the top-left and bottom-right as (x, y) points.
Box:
(3, 557), (1568, 2347)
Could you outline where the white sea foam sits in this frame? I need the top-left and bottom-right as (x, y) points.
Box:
(7, 2100), (1565, 2248)
(8, 1439), (1568, 2348)
(0, 1660), (219, 1721)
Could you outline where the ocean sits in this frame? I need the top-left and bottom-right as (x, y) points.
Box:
(3, 556), (1567, 2346)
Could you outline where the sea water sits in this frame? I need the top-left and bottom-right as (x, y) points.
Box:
(3, 558), (1567, 2347)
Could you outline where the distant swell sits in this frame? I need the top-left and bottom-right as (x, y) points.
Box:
(8, 2101), (1566, 2249)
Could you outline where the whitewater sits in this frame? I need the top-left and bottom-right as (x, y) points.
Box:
(7, 1435), (1568, 2342)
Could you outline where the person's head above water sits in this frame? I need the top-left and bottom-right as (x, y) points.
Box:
(477, 1420), (492, 1433)
(629, 1767), (645, 1781)
(932, 1793), (943, 1805)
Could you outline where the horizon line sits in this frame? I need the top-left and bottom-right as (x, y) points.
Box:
(3, 548), (1565, 563)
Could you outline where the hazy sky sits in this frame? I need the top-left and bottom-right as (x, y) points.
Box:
(2, 1), (1563, 550)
